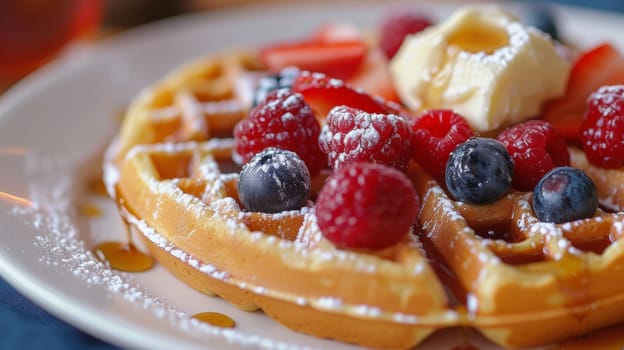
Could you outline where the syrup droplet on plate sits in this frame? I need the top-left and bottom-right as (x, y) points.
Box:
(87, 176), (109, 196)
(93, 241), (153, 272)
(191, 312), (236, 328)
(79, 202), (102, 217)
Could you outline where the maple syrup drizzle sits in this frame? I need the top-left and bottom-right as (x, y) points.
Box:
(420, 234), (468, 306)
(79, 203), (102, 217)
(191, 312), (236, 328)
(93, 241), (153, 272)
(569, 235), (612, 255)
(93, 193), (154, 272)
(87, 176), (109, 196)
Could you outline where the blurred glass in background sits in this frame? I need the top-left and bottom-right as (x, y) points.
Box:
(1, 0), (624, 90)
(0, 0), (103, 84)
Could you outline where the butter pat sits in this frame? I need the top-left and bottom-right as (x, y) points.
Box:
(390, 6), (570, 132)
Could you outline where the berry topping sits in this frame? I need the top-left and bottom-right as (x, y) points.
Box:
(379, 9), (432, 59)
(581, 85), (624, 169)
(292, 71), (406, 119)
(532, 167), (598, 223)
(238, 148), (311, 213)
(234, 89), (326, 175)
(253, 67), (300, 107)
(497, 120), (570, 191)
(543, 44), (624, 142)
(410, 109), (474, 177)
(445, 137), (514, 204)
(260, 37), (367, 80)
(319, 106), (413, 171)
(316, 162), (420, 250)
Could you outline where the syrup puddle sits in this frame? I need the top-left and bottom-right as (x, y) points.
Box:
(79, 202), (103, 217)
(93, 241), (153, 272)
(192, 312), (236, 328)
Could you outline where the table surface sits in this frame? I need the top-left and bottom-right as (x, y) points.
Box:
(2, 1), (624, 349)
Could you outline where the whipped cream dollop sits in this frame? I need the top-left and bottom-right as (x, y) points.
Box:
(390, 6), (570, 132)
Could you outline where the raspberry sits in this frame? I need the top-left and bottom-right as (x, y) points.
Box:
(379, 10), (433, 59)
(318, 106), (413, 171)
(497, 120), (570, 191)
(234, 89), (326, 175)
(581, 85), (624, 169)
(410, 109), (473, 177)
(316, 162), (420, 250)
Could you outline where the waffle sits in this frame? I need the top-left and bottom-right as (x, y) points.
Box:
(116, 140), (452, 349)
(115, 49), (264, 162)
(106, 51), (624, 349)
(412, 164), (624, 348)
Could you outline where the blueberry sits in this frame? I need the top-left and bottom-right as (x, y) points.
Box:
(253, 67), (300, 106)
(237, 148), (311, 213)
(533, 167), (598, 223)
(522, 4), (560, 41)
(445, 137), (514, 204)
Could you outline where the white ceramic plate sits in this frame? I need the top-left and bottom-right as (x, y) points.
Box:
(2, 2), (624, 349)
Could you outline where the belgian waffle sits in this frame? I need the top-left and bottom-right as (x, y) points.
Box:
(115, 50), (264, 162)
(116, 140), (451, 349)
(412, 164), (624, 348)
(106, 48), (624, 350)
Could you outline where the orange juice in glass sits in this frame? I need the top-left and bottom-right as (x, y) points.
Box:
(0, 0), (103, 83)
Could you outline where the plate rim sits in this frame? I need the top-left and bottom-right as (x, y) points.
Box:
(2, 2), (624, 349)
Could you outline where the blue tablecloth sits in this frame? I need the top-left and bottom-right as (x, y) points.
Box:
(0, 278), (118, 349)
(2, 1), (624, 349)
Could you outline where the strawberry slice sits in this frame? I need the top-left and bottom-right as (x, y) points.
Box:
(293, 71), (407, 119)
(346, 47), (400, 102)
(542, 43), (624, 142)
(261, 39), (367, 80)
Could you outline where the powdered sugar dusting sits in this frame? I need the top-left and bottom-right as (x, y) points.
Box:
(9, 152), (314, 350)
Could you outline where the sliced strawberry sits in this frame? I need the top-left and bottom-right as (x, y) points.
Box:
(260, 39), (367, 80)
(292, 70), (407, 119)
(542, 43), (624, 142)
(346, 47), (400, 102)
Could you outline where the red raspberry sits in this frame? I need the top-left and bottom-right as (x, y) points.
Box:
(234, 89), (326, 174)
(316, 162), (420, 250)
(379, 10), (433, 59)
(318, 106), (413, 171)
(410, 109), (473, 177)
(581, 85), (624, 169)
(497, 120), (570, 191)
